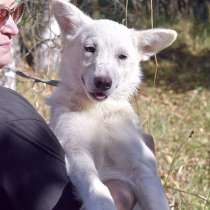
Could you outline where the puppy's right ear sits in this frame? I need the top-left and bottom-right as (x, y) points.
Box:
(52, 0), (93, 35)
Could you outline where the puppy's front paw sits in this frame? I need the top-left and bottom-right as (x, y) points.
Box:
(83, 185), (116, 210)
(81, 199), (117, 210)
(84, 198), (116, 210)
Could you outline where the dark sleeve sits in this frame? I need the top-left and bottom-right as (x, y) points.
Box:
(0, 87), (81, 210)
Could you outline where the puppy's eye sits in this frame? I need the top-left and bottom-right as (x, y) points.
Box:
(84, 46), (96, 53)
(118, 54), (127, 60)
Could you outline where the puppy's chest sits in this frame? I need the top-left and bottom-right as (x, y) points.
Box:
(89, 110), (140, 169)
(90, 108), (137, 141)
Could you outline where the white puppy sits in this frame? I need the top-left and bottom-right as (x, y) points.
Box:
(48, 0), (177, 209)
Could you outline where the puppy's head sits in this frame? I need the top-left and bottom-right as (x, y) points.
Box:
(53, 0), (177, 101)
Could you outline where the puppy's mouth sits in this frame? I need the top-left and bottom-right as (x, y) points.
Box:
(89, 92), (108, 101)
(81, 76), (108, 101)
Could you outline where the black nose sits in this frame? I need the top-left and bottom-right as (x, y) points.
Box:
(94, 76), (112, 91)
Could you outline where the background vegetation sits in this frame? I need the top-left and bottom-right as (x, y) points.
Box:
(7, 0), (210, 209)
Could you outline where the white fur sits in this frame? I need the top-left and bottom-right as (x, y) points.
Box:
(48, 1), (177, 209)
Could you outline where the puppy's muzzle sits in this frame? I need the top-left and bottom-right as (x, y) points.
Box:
(94, 76), (112, 92)
(88, 76), (112, 101)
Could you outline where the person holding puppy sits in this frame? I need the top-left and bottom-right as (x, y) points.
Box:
(0, 0), (147, 210)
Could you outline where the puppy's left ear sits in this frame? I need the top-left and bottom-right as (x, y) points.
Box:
(135, 29), (177, 61)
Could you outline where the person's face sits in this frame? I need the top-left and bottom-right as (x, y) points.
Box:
(0, 0), (19, 68)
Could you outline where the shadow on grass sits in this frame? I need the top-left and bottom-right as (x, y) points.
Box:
(143, 44), (210, 92)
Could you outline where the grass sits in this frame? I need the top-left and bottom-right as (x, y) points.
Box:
(135, 82), (209, 209)
(14, 20), (210, 210)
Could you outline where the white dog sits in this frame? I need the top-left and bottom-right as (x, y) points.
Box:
(48, 0), (177, 209)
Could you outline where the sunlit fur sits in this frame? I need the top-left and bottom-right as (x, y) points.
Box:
(48, 1), (177, 209)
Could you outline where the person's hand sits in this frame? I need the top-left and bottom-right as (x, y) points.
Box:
(105, 133), (155, 210)
(104, 179), (136, 210)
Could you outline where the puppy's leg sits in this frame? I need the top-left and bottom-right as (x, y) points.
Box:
(131, 140), (169, 210)
(54, 113), (116, 210)
(65, 150), (116, 210)
(107, 124), (169, 210)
